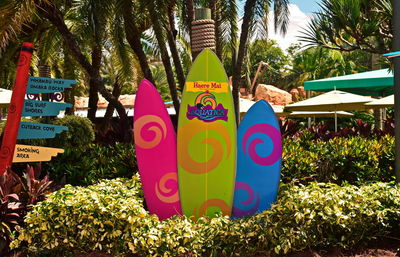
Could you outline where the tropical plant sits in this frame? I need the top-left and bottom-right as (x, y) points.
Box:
(0, 166), (54, 255)
(16, 165), (53, 207)
(247, 39), (289, 90)
(286, 45), (372, 89)
(0, 170), (22, 254)
(301, 0), (392, 54)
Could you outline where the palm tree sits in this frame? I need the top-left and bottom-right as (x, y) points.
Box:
(232, 0), (290, 124)
(34, 0), (132, 140)
(0, 0), (134, 140)
(166, 2), (186, 92)
(146, 0), (180, 114)
(117, 0), (155, 84)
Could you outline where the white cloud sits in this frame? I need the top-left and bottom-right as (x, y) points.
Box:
(267, 4), (312, 50)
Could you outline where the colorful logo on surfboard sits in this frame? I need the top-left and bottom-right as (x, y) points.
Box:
(186, 91), (228, 122)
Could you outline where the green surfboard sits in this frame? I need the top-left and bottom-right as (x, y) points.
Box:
(177, 49), (237, 219)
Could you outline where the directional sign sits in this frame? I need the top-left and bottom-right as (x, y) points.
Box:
(22, 100), (72, 117)
(12, 144), (64, 163)
(383, 51), (400, 58)
(27, 76), (77, 94)
(17, 122), (68, 139)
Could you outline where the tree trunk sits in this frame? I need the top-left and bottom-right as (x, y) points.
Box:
(210, 0), (222, 59)
(102, 78), (123, 131)
(36, 0), (132, 141)
(62, 0), (75, 115)
(87, 44), (101, 121)
(167, 5), (186, 92)
(148, 1), (180, 115)
(122, 3), (155, 84)
(186, 0), (195, 39)
(371, 53), (383, 129)
(231, 0), (257, 125)
(63, 44), (76, 115)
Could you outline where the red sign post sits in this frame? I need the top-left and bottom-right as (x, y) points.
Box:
(0, 42), (34, 175)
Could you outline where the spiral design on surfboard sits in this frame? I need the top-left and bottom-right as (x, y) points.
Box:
(178, 119), (232, 174)
(195, 92), (217, 109)
(193, 198), (231, 217)
(242, 123), (282, 166)
(232, 181), (260, 218)
(134, 115), (167, 149)
(155, 172), (179, 203)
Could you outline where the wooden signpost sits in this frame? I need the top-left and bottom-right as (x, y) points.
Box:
(0, 43), (34, 174)
(0, 42), (76, 175)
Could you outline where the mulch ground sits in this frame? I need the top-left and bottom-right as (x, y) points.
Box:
(6, 238), (400, 257)
(277, 238), (400, 257)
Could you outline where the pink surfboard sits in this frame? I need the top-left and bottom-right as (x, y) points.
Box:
(134, 79), (182, 220)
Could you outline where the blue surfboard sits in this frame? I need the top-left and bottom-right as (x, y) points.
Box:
(232, 100), (282, 218)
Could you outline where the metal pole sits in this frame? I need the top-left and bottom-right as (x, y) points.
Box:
(307, 90), (311, 128)
(393, 0), (400, 183)
(335, 111), (337, 132)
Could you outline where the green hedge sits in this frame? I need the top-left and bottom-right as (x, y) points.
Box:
(46, 115), (95, 150)
(12, 176), (400, 256)
(45, 143), (136, 186)
(44, 135), (394, 187)
(282, 135), (395, 184)
(0, 116), (94, 149)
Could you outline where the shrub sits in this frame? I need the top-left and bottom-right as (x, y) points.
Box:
(44, 143), (136, 186)
(280, 118), (394, 141)
(11, 177), (400, 256)
(47, 115), (95, 150)
(282, 135), (395, 184)
(45, 135), (393, 187)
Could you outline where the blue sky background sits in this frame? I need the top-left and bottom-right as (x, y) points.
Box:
(290, 0), (322, 14)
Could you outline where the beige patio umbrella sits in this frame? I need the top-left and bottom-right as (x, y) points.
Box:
(0, 88), (12, 108)
(289, 111), (354, 118)
(284, 90), (372, 131)
(364, 94), (394, 109)
(239, 98), (287, 117)
(239, 98), (255, 113)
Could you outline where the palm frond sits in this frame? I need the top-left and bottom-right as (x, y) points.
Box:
(273, 0), (289, 35)
(0, 0), (38, 52)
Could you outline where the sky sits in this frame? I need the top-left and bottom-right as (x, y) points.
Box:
(267, 0), (322, 50)
(290, 0), (322, 14)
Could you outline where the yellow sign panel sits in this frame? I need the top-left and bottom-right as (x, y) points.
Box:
(13, 144), (64, 163)
(186, 81), (228, 93)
